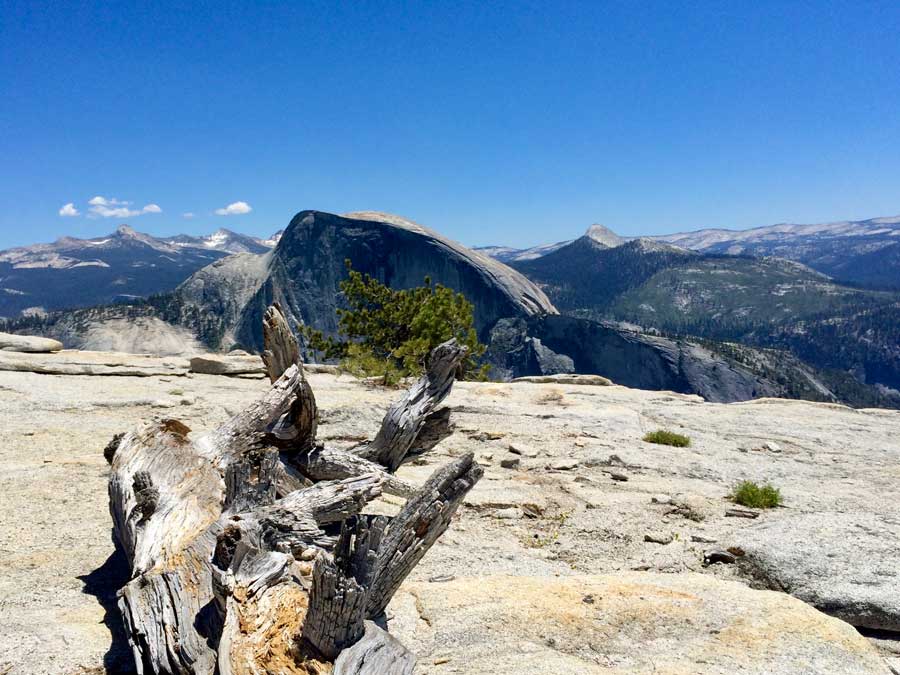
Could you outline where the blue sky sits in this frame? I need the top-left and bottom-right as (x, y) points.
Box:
(2, 1), (899, 250)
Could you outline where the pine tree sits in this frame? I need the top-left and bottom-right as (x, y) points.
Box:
(302, 260), (487, 384)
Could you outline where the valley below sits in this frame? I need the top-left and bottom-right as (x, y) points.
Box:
(1, 351), (898, 673)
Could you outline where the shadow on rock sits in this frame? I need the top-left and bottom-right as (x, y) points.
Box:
(78, 547), (137, 674)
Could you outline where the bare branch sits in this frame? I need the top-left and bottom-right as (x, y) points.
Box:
(356, 339), (467, 471)
(261, 302), (301, 383)
(297, 444), (417, 498)
(366, 453), (483, 618)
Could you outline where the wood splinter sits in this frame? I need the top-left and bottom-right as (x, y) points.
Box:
(106, 303), (481, 674)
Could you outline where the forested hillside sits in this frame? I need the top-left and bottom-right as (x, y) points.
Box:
(510, 231), (900, 403)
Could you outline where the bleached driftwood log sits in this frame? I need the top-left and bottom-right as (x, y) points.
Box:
(105, 304), (480, 674)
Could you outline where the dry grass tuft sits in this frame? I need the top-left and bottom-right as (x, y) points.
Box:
(535, 389), (568, 406)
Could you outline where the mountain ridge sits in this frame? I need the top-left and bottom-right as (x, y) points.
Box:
(0, 225), (281, 318)
(653, 215), (900, 288)
(476, 214), (900, 289)
(497, 223), (900, 404)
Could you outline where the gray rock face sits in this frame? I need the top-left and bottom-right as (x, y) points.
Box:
(0, 332), (63, 353)
(528, 337), (575, 375)
(237, 211), (556, 347)
(487, 315), (794, 402)
(734, 512), (900, 631)
(170, 251), (272, 350)
(228, 210), (557, 350)
(486, 319), (575, 379)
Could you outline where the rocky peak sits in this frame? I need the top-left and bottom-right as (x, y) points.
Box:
(585, 224), (625, 248)
(264, 230), (284, 247)
(206, 228), (237, 247)
(110, 224), (178, 252)
(112, 224), (162, 246)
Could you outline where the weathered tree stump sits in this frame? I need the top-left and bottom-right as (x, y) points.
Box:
(105, 305), (481, 674)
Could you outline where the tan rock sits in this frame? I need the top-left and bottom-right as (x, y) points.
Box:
(2, 365), (899, 673)
(513, 374), (613, 386)
(0, 349), (188, 376)
(0, 332), (63, 353)
(463, 481), (549, 515)
(394, 573), (890, 674)
(188, 353), (265, 375)
(305, 363), (341, 375)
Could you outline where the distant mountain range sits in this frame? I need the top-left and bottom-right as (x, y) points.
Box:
(0, 225), (280, 318)
(11, 213), (894, 322)
(3, 211), (900, 408)
(4, 209), (895, 408)
(474, 239), (571, 263)
(164, 228), (279, 254)
(479, 215), (900, 289)
(654, 215), (900, 289)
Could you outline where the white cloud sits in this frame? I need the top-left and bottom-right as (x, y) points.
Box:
(215, 201), (252, 216)
(87, 196), (162, 218)
(90, 205), (137, 218)
(183, 212), (195, 218)
(58, 203), (80, 217)
(88, 195), (127, 207)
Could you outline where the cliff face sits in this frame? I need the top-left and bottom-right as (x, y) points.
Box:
(487, 315), (853, 404)
(231, 210), (557, 349)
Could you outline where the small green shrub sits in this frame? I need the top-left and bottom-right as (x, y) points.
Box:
(731, 480), (782, 509)
(643, 430), (691, 447)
